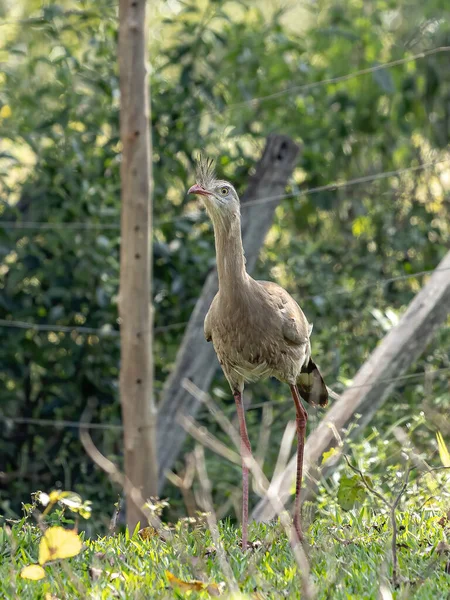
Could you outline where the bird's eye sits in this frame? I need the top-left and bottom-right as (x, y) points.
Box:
(220, 186), (229, 196)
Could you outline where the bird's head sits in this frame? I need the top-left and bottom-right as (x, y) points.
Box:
(188, 156), (240, 223)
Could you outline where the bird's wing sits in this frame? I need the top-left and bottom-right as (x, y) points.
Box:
(257, 281), (310, 346)
(204, 294), (219, 342)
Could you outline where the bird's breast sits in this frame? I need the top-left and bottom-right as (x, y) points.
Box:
(209, 305), (304, 385)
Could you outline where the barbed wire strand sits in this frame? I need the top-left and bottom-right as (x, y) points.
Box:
(1, 366), (448, 432)
(1, 266), (449, 337)
(184, 46), (450, 123)
(0, 317), (183, 335)
(1, 158), (448, 232)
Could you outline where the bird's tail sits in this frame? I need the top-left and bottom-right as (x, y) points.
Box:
(296, 359), (328, 407)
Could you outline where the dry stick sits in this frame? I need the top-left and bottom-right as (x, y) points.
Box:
(182, 379), (316, 600)
(176, 413), (241, 466)
(255, 404), (274, 472)
(269, 421), (297, 492)
(165, 453), (198, 519)
(194, 444), (239, 594)
(79, 402), (170, 541)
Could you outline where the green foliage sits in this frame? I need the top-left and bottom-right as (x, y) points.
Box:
(0, 0), (449, 525)
(337, 474), (369, 511)
(1, 468), (450, 599)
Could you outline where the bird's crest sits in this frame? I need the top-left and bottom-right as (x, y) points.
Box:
(196, 154), (216, 189)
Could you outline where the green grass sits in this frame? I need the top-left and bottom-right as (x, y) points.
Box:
(1, 499), (449, 599)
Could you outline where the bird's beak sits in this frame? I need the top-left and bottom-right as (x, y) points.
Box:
(188, 184), (210, 197)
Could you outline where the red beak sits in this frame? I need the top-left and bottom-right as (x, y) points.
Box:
(188, 184), (210, 196)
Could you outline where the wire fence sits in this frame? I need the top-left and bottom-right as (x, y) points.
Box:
(1, 266), (449, 338)
(1, 158), (449, 231)
(1, 365), (449, 432)
(0, 16), (449, 468)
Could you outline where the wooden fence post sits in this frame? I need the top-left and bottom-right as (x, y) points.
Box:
(118, 0), (157, 530)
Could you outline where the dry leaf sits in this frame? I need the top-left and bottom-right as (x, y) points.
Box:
(20, 564), (46, 580)
(437, 541), (450, 554)
(89, 566), (103, 581)
(166, 570), (223, 596)
(38, 526), (82, 565)
(138, 526), (159, 540)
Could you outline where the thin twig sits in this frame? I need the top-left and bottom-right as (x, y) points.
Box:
(79, 400), (170, 541)
(194, 445), (238, 594)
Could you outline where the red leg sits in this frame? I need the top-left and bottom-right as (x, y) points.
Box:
(290, 384), (308, 543)
(234, 390), (252, 550)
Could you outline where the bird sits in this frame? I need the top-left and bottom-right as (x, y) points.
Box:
(188, 157), (328, 549)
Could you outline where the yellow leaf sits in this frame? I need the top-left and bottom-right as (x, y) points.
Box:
(321, 447), (338, 465)
(68, 121), (86, 132)
(0, 105), (11, 119)
(20, 564), (46, 580)
(38, 527), (82, 565)
(437, 432), (450, 467)
(352, 215), (370, 237)
(49, 490), (63, 503)
(166, 570), (222, 596)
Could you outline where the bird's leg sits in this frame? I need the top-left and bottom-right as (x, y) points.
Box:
(233, 389), (252, 551)
(290, 384), (308, 543)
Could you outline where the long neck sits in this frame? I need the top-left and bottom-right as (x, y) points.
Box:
(211, 212), (247, 292)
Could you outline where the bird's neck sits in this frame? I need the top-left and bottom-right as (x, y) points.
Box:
(212, 213), (248, 292)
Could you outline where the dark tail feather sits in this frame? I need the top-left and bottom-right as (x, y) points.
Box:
(296, 359), (328, 407)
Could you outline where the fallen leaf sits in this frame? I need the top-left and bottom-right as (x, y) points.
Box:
(38, 527), (82, 565)
(437, 541), (450, 554)
(166, 570), (223, 596)
(138, 526), (159, 540)
(20, 564), (46, 580)
(89, 566), (103, 581)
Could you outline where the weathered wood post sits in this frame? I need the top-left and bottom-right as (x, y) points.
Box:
(118, 0), (157, 530)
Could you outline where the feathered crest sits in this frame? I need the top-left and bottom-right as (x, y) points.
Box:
(196, 154), (216, 189)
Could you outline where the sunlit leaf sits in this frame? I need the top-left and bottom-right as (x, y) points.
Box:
(437, 432), (450, 467)
(0, 105), (12, 119)
(321, 447), (338, 465)
(38, 527), (82, 565)
(20, 564), (46, 580)
(166, 570), (223, 596)
(337, 475), (368, 511)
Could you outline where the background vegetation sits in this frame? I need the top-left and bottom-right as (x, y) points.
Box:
(0, 0), (449, 595)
